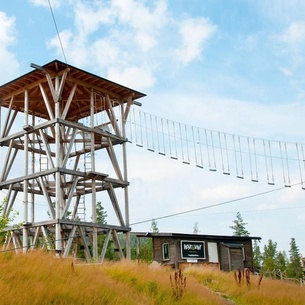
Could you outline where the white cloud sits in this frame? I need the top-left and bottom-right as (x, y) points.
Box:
(47, 0), (169, 88)
(0, 51), (19, 84)
(198, 184), (249, 203)
(280, 21), (305, 44)
(46, 1), (217, 90)
(279, 67), (293, 77)
(111, 0), (168, 51)
(91, 38), (122, 69)
(73, 1), (114, 39)
(107, 65), (155, 90)
(48, 28), (72, 50)
(273, 21), (305, 97)
(48, 28), (95, 68)
(0, 11), (15, 45)
(0, 11), (19, 84)
(135, 32), (156, 52)
(112, 0), (167, 28)
(176, 17), (217, 65)
(149, 90), (305, 141)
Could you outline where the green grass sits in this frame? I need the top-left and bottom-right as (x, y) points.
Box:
(0, 251), (304, 304)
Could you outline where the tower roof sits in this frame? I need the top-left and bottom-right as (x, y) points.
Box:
(0, 59), (146, 121)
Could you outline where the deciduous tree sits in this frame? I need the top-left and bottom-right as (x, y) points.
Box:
(0, 198), (8, 229)
(0, 197), (18, 244)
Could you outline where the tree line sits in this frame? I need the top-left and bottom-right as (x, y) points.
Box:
(0, 197), (303, 279)
(230, 212), (303, 279)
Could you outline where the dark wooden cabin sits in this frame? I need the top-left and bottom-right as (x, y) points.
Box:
(136, 232), (261, 271)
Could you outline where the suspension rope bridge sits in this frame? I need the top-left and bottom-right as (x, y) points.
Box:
(124, 108), (305, 189)
(44, 0), (305, 191)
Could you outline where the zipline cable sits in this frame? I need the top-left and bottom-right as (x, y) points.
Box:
(47, 0), (68, 63)
(130, 182), (302, 226)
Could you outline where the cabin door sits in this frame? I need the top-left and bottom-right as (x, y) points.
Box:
(229, 248), (244, 271)
(207, 242), (219, 263)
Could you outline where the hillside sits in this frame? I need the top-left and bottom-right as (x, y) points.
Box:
(0, 251), (304, 304)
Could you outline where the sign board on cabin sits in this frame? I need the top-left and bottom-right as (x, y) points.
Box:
(181, 240), (205, 259)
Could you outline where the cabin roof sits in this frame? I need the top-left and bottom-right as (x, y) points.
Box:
(0, 59), (146, 121)
(135, 232), (261, 241)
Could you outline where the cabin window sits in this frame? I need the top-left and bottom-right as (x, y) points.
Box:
(162, 243), (170, 260)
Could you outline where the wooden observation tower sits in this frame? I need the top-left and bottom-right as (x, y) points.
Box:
(0, 60), (145, 260)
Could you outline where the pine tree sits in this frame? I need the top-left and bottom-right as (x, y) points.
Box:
(150, 219), (159, 233)
(136, 219), (158, 262)
(286, 238), (303, 279)
(95, 202), (115, 260)
(193, 222), (200, 234)
(262, 239), (277, 272)
(96, 201), (107, 224)
(252, 240), (262, 271)
(276, 251), (288, 275)
(229, 212), (250, 236)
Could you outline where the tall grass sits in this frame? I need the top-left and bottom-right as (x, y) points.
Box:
(185, 265), (305, 305)
(0, 251), (221, 304)
(101, 260), (223, 304)
(0, 251), (150, 305)
(0, 251), (304, 304)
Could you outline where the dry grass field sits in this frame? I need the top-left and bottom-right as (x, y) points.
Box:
(0, 251), (304, 304)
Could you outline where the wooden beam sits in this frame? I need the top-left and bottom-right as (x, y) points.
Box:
(68, 76), (121, 99)
(31, 226), (41, 250)
(107, 183), (125, 227)
(78, 226), (91, 261)
(41, 226), (52, 250)
(38, 129), (55, 168)
(100, 230), (111, 263)
(62, 83), (77, 120)
(1, 96), (14, 138)
(62, 128), (77, 168)
(0, 168), (57, 188)
(11, 232), (22, 253)
(0, 140), (18, 182)
(106, 138), (123, 180)
(39, 83), (54, 120)
(106, 95), (121, 137)
(63, 225), (77, 257)
(124, 95), (133, 122)
(72, 195), (81, 219)
(4, 189), (18, 218)
(63, 176), (80, 218)
(57, 118), (124, 142)
(38, 176), (55, 219)
(112, 230), (125, 259)
(0, 77), (49, 101)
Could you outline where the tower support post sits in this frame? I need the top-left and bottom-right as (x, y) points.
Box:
(0, 60), (145, 261)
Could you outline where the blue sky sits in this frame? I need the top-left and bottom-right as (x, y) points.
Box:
(1, 0), (305, 255)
